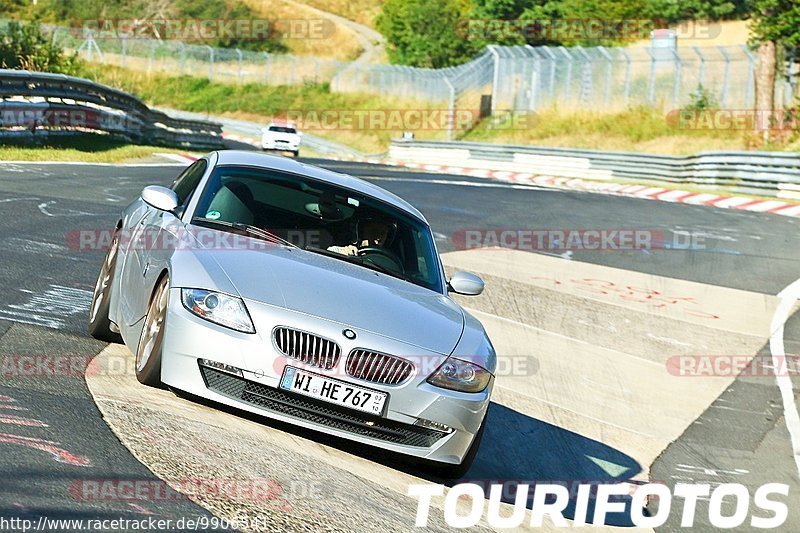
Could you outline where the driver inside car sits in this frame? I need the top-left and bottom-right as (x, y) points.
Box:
(328, 219), (391, 256)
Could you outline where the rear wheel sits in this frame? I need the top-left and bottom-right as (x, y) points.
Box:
(88, 229), (122, 342)
(135, 276), (169, 387)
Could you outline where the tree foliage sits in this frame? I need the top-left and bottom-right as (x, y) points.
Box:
(3, 0), (284, 52)
(749, 0), (800, 47)
(644, 0), (750, 23)
(0, 21), (79, 74)
(376, 0), (479, 68)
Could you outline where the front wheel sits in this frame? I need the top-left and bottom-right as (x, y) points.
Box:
(135, 276), (169, 387)
(88, 229), (122, 342)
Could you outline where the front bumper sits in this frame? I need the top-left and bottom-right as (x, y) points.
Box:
(261, 139), (299, 151)
(159, 289), (493, 464)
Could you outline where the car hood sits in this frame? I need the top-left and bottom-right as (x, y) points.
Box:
(183, 228), (464, 354)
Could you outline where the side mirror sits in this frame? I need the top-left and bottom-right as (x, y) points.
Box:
(141, 185), (179, 213)
(448, 271), (484, 296)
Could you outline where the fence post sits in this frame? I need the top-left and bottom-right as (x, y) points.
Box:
(206, 45), (214, 80)
(719, 46), (731, 107)
(444, 77), (455, 141)
(542, 47), (557, 101)
(597, 46), (613, 107)
(620, 48), (632, 106)
(740, 44), (755, 107)
(237, 49), (243, 83)
(86, 31), (94, 62)
(77, 31), (102, 63)
(489, 45), (500, 115)
(693, 46), (706, 88)
(528, 57), (541, 112)
(646, 47), (656, 104)
(263, 52), (270, 84)
(671, 48), (682, 109)
(148, 40), (155, 75)
(576, 46), (592, 106)
(179, 42), (186, 75)
(121, 36), (127, 69)
(559, 47), (574, 105)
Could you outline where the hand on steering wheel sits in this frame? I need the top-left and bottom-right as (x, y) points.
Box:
(357, 247), (404, 271)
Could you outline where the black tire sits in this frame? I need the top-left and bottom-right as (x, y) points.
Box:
(135, 276), (169, 387)
(430, 415), (487, 480)
(88, 229), (123, 343)
(292, 150), (299, 158)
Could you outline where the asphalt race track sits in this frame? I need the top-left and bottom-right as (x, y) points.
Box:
(0, 156), (798, 531)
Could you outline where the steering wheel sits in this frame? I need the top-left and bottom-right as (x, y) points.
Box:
(357, 247), (404, 272)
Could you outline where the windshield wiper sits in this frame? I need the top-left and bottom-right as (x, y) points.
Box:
(192, 218), (298, 248)
(303, 246), (410, 282)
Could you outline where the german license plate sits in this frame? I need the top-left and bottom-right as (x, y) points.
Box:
(279, 366), (387, 415)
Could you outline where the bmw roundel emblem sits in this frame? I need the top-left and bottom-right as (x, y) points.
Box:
(342, 328), (356, 340)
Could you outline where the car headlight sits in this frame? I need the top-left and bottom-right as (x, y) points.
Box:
(181, 289), (255, 333)
(427, 357), (491, 393)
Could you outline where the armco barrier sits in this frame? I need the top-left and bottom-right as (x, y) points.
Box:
(0, 70), (223, 149)
(389, 140), (800, 198)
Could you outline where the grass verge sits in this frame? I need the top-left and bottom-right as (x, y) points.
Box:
(462, 107), (800, 154)
(0, 136), (191, 163)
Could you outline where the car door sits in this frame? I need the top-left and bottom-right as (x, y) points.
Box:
(119, 159), (208, 326)
(140, 159), (210, 306)
(118, 200), (157, 327)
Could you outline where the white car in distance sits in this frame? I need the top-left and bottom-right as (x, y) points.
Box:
(261, 122), (302, 157)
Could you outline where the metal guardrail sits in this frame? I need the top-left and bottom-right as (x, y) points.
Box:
(389, 139), (800, 197)
(0, 69), (224, 149)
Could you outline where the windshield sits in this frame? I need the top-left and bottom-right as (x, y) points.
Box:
(191, 165), (444, 292)
(268, 126), (297, 134)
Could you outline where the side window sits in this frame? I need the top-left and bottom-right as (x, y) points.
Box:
(171, 160), (208, 206)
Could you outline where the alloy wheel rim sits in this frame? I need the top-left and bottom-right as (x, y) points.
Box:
(136, 281), (167, 372)
(89, 235), (117, 323)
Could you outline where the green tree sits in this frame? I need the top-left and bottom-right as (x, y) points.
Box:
(0, 21), (79, 74)
(643, 0), (750, 23)
(749, 0), (800, 139)
(377, 0), (478, 67)
(749, 0), (800, 46)
(15, 0), (283, 52)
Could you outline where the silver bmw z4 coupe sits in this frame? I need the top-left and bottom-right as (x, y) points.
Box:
(88, 150), (496, 477)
